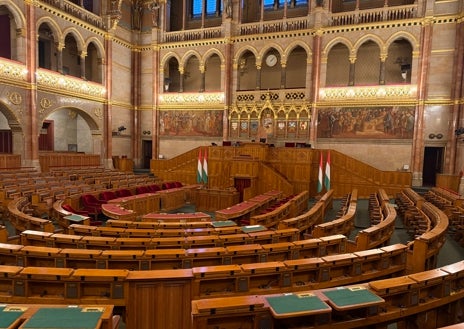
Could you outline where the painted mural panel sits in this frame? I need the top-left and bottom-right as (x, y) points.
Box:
(317, 106), (415, 139)
(160, 110), (223, 136)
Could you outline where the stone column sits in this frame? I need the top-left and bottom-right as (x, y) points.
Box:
(103, 34), (113, 169)
(132, 48), (142, 167)
(411, 19), (433, 186)
(179, 67), (185, 92)
(280, 61), (287, 89)
(199, 64), (205, 92)
(255, 64), (261, 90)
(80, 51), (87, 79)
(310, 31), (322, 144)
(348, 55), (356, 86)
(379, 54), (386, 85)
(56, 42), (64, 74)
(447, 17), (464, 177)
(25, 0), (39, 169)
(223, 39), (232, 141)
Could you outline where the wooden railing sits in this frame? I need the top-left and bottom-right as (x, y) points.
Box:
(39, 152), (101, 172)
(151, 147), (412, 199)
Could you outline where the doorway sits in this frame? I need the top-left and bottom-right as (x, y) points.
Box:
(39, 120), (54, 151)
(142, 140), (152, 169)
(422, 146), (444, 187)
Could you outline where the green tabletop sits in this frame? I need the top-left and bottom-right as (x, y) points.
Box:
(22, 307), (103, 329)
(211, 220), (237, 227)
(0, 306), (25, 329)
(63, 214), (89, 222)
(241, 225), (267, 233)
(265, 293), (331, 318)
(321, 286), (384, 311)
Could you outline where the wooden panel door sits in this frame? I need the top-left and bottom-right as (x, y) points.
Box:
(127, 280), (192, 329)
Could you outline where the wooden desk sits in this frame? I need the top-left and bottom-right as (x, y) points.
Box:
(193, 295), (265, 315)
(210, 220), (237, 228)
(19, 305), (111, 329)
(215, 200), (260, 221)
(101, 204), (136, 221)
(192, 295), (268, 329)
(142, 212), (211, 223)
(62, 214), (91, 226)
(240, 225), (267, 233)
(0, 305), (26, 329)
(265, 292), (331, 318)
(320, 286), (384, 315)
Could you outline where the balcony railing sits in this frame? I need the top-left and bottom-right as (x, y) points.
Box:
(239, 17), (311, 36)
(162, 27), (223, 43)
(330, 4), (417, 26)
(40, 0), (104, 29)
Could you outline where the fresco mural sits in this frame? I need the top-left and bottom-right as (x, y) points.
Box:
(159, 110), (223, 137)
(317, 106), (415, 139)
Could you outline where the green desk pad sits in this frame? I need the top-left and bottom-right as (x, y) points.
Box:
(211, 220), (237, 227)
(0, 306), (25, 329)
(265, 293), (331, 315)
(322, 287), (383, 308)
(22, 307), (103, 329)
(63, 215), (88, 222)
(241, 225), (267, 233)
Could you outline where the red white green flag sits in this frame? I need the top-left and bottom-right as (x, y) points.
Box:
(325, 151), (331, 191)
(202, 148), (208, 184)
(197, 148), (203, 183)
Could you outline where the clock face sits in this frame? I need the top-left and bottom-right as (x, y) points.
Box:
(266, 54), (278, 67)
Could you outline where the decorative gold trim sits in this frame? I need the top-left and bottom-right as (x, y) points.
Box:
(159, 92), (225, 105)
(7, 92), (22, 105)
(319, 85), (417, 101)
(0, 60), (28, 82)
(36, 70), (106, 100)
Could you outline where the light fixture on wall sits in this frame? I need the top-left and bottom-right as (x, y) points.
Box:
(164, 77), (171, 92)
(455, 127), (464, 141)
(117, 126), (126, 136)
(143, 130), (151, 135)
(428, 133), (443, 139)
(238, 58), (247, 75)
(394, 57), (411, 82)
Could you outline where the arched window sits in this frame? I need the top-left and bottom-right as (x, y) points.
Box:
(0, 6), (13, 60)
(192, 0), (222, 17)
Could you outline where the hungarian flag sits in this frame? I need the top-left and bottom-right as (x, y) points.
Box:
(197, 148), (203, 183)
(202, 147), (208, 184)
(325, 150), (331, 191)
(317, 152), (323, 193)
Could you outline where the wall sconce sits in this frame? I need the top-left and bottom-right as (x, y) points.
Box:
(143, 130), (151, 135)
(395, 57), (410, 82)
(238, 58), (247, 75)
(428, 133), (443, 139)
(164, 77), (171, 92)
(117, 126), (126, 135)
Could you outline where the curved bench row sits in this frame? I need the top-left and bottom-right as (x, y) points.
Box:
(191, 260), (464, 329)
(20, 227), (300, 249)
(1, 234), (348, 271)
(311, 189), (358, 238)
(0, 242), (408, 304)
(395, 188), (449, 272)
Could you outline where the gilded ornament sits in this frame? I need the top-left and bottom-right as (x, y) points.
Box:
(40, 98), (52, 110)
(8, 92), (22, 105)
(94, 107), (103, 119)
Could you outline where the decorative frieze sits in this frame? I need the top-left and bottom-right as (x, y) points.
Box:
(319, 85), (417, 101)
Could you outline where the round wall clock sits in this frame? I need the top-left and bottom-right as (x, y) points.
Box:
(265, 54), (278, 67)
